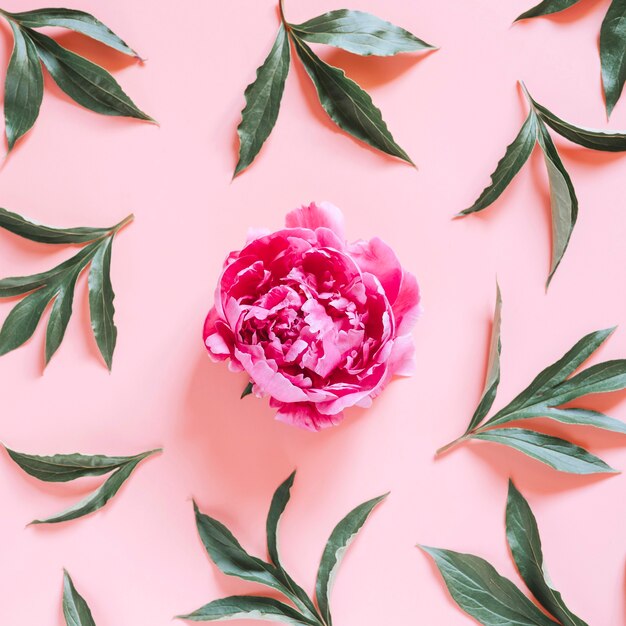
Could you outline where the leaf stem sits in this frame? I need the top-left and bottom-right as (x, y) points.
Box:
(278, 0), (289, 29)
(435, 435), (470, 456)
(110, 213), (134, 235)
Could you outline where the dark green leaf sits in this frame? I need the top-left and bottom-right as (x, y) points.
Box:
(4, 23), (43, 150)
(291, 10), (434, 56)
(537, 408), (626, 434)
(515, 0), (583, 21)
(315, 493), (387, 626)
(466, 283), (502, 432)
(88, 237), (117, 370)
(459, 111), (537, 215)
(62, 570), (96, 626)
(241, 382), (254, 399)
(178, 596), (316, 624)
(235, 25), (290, 176)
(601, 0), (626, 117)
(419, 546), (558, 626)
(506, 481), (589, 626)
(292, 34), (413, 164)
(28, 29), (153, 121)
(5, 8), (138, 57)
(471, 428), (617, 474)
(30, 449), (159, 524)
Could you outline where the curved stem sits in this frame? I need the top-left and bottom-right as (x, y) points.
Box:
(110, 213), (134, 234)
(435, 435), (470, 457)
(278, 0), (288, 28)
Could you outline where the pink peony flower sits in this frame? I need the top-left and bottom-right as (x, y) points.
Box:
(203, 202), (420, 431)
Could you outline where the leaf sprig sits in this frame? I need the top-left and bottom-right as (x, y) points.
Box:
(0, 208), (132, 369)
(421, 480), (590, 625)
(436, 285), (626, 474)
(234, 0), (436, 176)
(63, 570), (97, 626)
(515, 0), (626, 117)
(4, 445), (160, 524)
(177, 471), (387, 625)
(460, 83), (626, 286)
(0, 6), (154, 151)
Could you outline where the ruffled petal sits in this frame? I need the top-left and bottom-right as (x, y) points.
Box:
(393, 271), (421, 336)
(285, 202), (345, 240)
(274, 401), (344, 431)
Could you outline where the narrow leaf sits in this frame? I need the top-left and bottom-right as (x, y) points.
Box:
(471, 428), (617, 474)
(315, 493), (387, 626)
(4, 23), (43, 150)
(292, 34), (413, 164)
(241, 382), (254, 399)
(62, 570), (96, 626)
(178, 596), (315, 624)
(515, 0), (583, 21)
(506, 481), (589, 626)
(28, 29), (153, 121)
(235, 24), (290, 176)
(601, 0), (626, 117)
(539, 408), (626, 434)
(419, 546), (558, 626)
(291, 10), (434, 56)
(88, 237), (117, 370)
(5, 8), (138, 56)
(459, 111), (537, 215)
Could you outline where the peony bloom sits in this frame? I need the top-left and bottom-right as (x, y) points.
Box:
(203, 202), (420, 431)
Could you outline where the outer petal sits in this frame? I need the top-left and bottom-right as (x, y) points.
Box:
(393, 271), (421, 336)
(273, 401), (344, 431)
(285, 201), (345, 240)
(387, 334), (416, 377)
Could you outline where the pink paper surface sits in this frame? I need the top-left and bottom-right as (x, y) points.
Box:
(0, 0), (624, 623)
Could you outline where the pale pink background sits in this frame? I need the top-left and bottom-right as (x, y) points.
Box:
(0, 0), (624, 623)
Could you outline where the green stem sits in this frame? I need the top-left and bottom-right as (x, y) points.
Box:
(435, 434), (470, 456)
(110, 213), (134, 235)
(279, 0), (289, 29)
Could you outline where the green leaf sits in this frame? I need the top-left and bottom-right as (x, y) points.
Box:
(62, 570), (96, 626)
(459, 111), (537, 215)
(536, 408), (626, 434)
(4, 8), (138, 57)
(315, 493), (387, 626)
(466, 283), (502, 432)
(28, 29), (153, 121)
(291, 10), (434, 56)
(515, 0), (583, 21)
(5, 447), (148, 482)
(4, 23), (43, 151)
(30, 449), (159, 524)
(235, 24), (290, 176)
(535, 117), (578, 286)
(241, 382), (254, 399)
(506, 481), (589, 626)
(177, 596), (316, 624)
(292, 34), (413, 165)
(601, 0), (626, 117)
(471, 428), (617, 474)
(88, 237), (117, 370)
(419, 546), (559, 626)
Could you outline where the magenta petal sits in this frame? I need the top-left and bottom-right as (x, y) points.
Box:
(388, 334), (416, 377)
(274, 402), (344, 431)
(393, 271), (421, 336)
(285, 202), (345, 239)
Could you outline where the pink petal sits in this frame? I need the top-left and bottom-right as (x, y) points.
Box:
(388, 334), (416, 377)
(393, 271), (421, 336)
(285, 202), (345, 240)
(274, 402), (344, 431)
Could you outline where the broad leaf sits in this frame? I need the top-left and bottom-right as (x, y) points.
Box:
(460, 111), (537, 215)
(601, 0), (626, 117)
(506, 481), (589, 626)
(471, 428), (617, 474)
(45, 264), (81, 364)
(466, 283), (502, 432)
(515, 0), (583, 21)
(292, 34), (413, 164)
(315, 493), (387, 626)
(4, 23), (43, 150)
(28, 29), (153, 121)
(63, 570), (96, 626)
(235, 25), (290, 176)
(291, 10), (434, 56)
(178, 596), (316, 624)
(419, 546), (558, 626)
(5, 8), (138, 56)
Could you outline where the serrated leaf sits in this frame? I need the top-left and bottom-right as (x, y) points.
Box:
(506, 481), (589, 626)
(291, 9), (434, 56)
(5, 8), (138, 57)
(315, 493), (387, 626)
(515, 0), (583, 21)
(4, 22), (43, 150)
(601, 0), (626, 117)
(466, 283), (502, 432)
(471, 428), (616, 474)
(235, 24), (290, 176)
(88, 237), (117, 370)
(62, 570), (96, 626)
(419, 546), (559, 626)
(460, 111), (537, 215)
(28, 29), (153, 121)
(292, 34), (413, 164)
(178, 596), (316, 624)
(30, 448), (159, 524)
